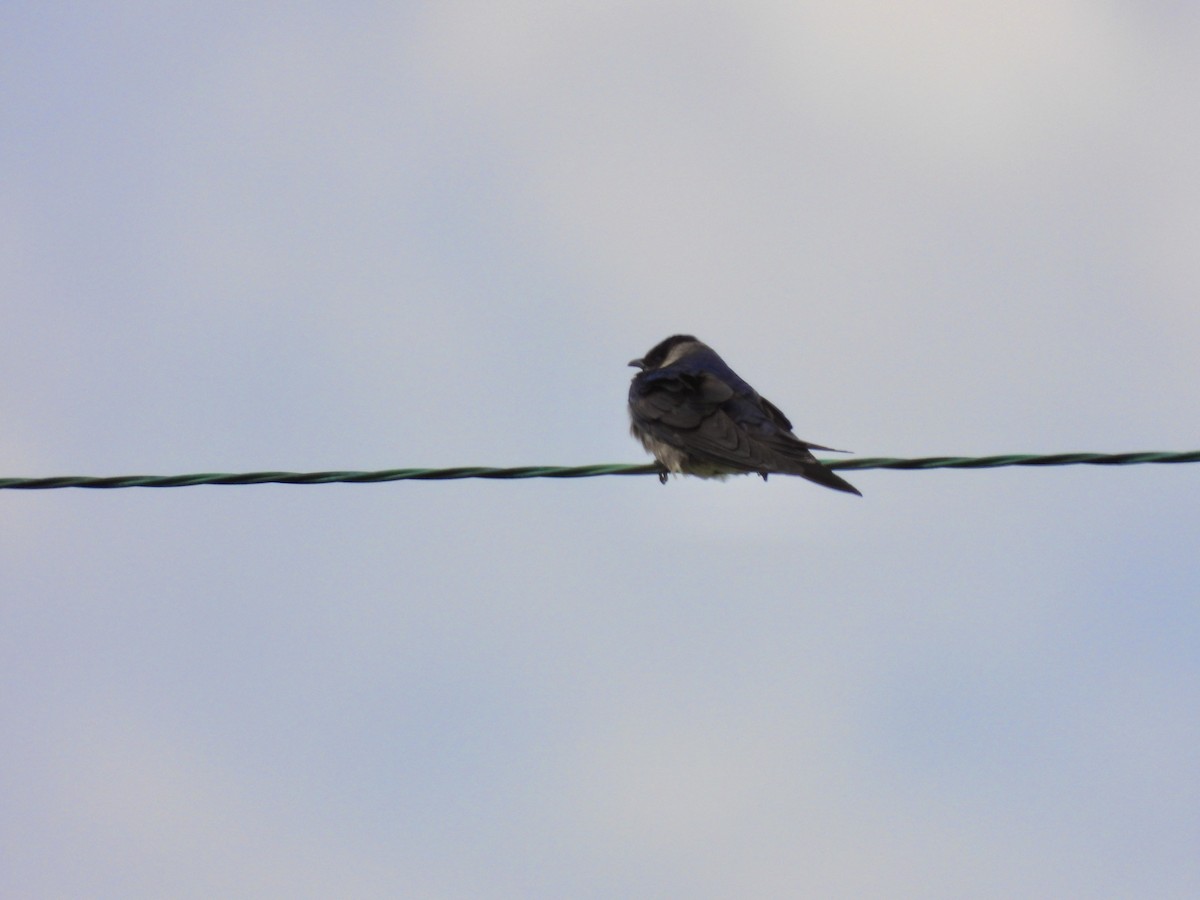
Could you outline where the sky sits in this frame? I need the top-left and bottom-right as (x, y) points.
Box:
(2, 3), (1199, 897)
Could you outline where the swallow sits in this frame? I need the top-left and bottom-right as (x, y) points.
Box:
(627, 335), (861, 495)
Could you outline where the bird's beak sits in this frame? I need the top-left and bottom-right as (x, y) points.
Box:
(628, 358), (646, 369)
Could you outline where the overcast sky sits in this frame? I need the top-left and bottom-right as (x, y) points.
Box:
(3, 4), (1199, 897)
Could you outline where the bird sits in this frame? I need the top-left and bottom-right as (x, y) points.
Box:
(627, 335), (861, 495)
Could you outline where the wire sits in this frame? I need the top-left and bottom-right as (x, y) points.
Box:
(1, 451), (1197, 490)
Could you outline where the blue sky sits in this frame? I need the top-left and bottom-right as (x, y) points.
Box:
(3, 4), (1199, 897)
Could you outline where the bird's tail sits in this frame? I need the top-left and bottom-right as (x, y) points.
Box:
(803, 442), (851, 453)
(799, 461), (862, 496)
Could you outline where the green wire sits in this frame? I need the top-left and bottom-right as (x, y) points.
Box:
(1, 451), (1197, 490)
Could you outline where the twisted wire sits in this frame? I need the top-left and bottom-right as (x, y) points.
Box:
(1, 451), (1197, 490)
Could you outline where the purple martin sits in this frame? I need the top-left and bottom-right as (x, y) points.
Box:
(628, 335), (861, 495)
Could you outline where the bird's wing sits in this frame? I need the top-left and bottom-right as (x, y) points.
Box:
(631, 370), (791, 471)
(631, 370), (730, 424)
(758, 395), (794, 432)
(758, 394), (848, 453)
(631, 370), (861, 494)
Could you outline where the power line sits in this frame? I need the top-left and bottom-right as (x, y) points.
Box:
(1, 451), (1197, 490)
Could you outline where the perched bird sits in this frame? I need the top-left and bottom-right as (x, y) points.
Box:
(628, 335), (861, 495)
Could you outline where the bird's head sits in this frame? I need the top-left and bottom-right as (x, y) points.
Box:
(628, 335), (703, 371)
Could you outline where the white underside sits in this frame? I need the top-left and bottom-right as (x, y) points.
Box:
(633, 430), (736, 479)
